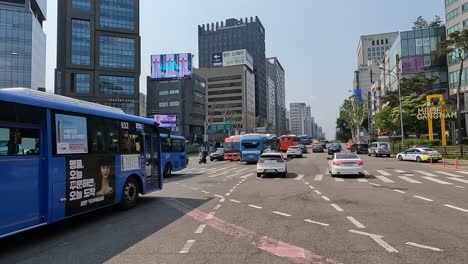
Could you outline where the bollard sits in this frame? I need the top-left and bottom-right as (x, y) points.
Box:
(443, 158), (446, 167)
(456, 158), (459, 169)
(430, 157), (433, 166)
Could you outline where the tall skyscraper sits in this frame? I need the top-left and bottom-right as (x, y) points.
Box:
(198, 17), (267, 119)
(289, 103), (309, 135)
(266, 57), (286, 135)
(55, 0), (141, 115)
(0, 0), (46, 90)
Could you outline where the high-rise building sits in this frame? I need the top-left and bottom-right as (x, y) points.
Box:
(267, 77), (276, 133)
(0, 0), (46, 90)
(55, 0), (141, 115)
(139, 92), (146, 117)
(286, 111), (290, 133)
(146, 74), (206, 144)
(198, 17), (267, 119)
(289, 103), (309, 135)
(266, 57), (286, 135)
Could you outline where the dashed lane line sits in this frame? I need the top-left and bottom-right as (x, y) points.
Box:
(214, 194), (224, 199)
(393, 190), (406, 194)
(179, 240), (196, 254)
(346, 216), (366, 229)
(422, 177), (453, 185)
(309, 186), (315, 190)
(248, 204), (263, 209)
(413, 195), (434, 202)
(294, 174), (305, 181)
(376, 170), (391, 176)
(314, 174), (323, 181)
(194, 224), (206, 234)
(272, 211), (292, 217)
(398, 176), (422, 184)
(314, 190), (322, 195)
(376, 175), (394, 183)
(330, 204), (344, 212)
(304, 219), (329, 227)
(213, 204), (222, 210)
(334, 178), (344, 182)
(414, 170), (436, 177)
(229, 199), (241, 203)
(443, 204), (468, 213)
(405, 242), (444, 252)
(321, 196), (331, 201)
(349, 230), (398, 253)
(201, 190), (210, 194)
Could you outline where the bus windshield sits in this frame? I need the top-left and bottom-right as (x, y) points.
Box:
(242, 140), (260, 148)
(225, 142), (240, 153)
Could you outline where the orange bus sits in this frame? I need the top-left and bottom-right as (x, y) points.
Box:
(224, 135), (242, 161)
(279, 135), (299, 152)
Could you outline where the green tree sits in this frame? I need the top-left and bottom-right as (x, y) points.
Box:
(439, 29), (468, 144)
(373, 106), (398, 133)
(429, 15), (442, 28)
(335, 114), (352, 142)
(382, 73), (438, 107)
(391, 93), (426, 137)
(412, 16), (428, 30)
(340, 97), (367, 143)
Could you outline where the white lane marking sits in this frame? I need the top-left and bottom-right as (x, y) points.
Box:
(314, 174), (323, 181)
(309, 185), (315, 189)
(304, 219), (329, 226)
(448, 177), (468, 184)
(248, 204), (262, 209)
(364, 170), (370, 175)
(347, 216), (366, 229)
(229, 199), (240, 203)
(376, 175), (394, 183)
(214, 194), (224, 199)
(413, 195), (434, 202)
(456, 185), (466, 189)
(436, 171), (463, 177)
(422, 177), (453, 185)
(201, 190), (210, 194)
(369, 182), (381, 187)
(349, 230), (398, 253)
(304, 182), (310, 185)
(321, 196), (331, 201)
(393, 190), (406, 194)
(405, 242), (444, 252)
(179, 240), (196, 253)
(219, 198), (225, 203)
(190, 187), (199, 190)
(330, 204), (344, 212)
(272, 211), (292, 217)
(377, 170), (391, 176)
(175, 182), (180, 185)
(455, 171), (468, 175)
(205, 212), (215, 219)
(294, 174), (305, 181)
(414, 170), (436, 177)
(225, 193), (231, 196)
(403, 173), (414, 176)
(314, 190), (322, 195)
(398, 176), (422, 184)
(194, 224), (206, 234)
(335, 178), (344, 182)
(213, 204), (222, 210)
(443, 204), (468, 213)
(395, 170), (406, 173)
(357, 178), (369, 183)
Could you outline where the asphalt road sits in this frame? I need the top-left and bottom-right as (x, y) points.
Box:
(1, 149), (468, 264)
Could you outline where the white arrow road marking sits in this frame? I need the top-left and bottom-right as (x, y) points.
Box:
(349, 230), (398, 253)
(179, 240), (196, 253)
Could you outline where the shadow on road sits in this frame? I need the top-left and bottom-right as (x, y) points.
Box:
(0, 196), (209, 264)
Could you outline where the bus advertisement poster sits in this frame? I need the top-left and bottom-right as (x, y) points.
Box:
(56, 114), (88, 154)
(65, 156), (115, 216)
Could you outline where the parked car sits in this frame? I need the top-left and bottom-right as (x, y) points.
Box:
(396, 148), (442, 163)
(327, 153), (364, 177)
(210, 148), (225, 161)
(350, 143), (369, 154)
(257, 152), (287, 178)
(287, 146), (303, 158)
(369, 142), (391, 157)
(313, 144), (324, 153)
(298, 144), (308, 153)
(328, 145), (341, 155)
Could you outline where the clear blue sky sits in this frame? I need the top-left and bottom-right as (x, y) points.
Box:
(43, 0), (444, 138)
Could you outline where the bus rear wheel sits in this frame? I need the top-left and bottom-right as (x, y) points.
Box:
(120, 177), (139, 210)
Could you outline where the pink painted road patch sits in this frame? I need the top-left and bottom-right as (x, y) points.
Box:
(166, 198), (341, 264)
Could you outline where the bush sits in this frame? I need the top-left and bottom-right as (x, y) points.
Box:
(186, 144), (200, 154)
(391, 139), (442, 154)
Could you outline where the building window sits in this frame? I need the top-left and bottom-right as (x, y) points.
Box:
(71, 19), (91, 65)
(101, 102), (135, 115)
(71, 73), (90, 94)
(100, 0), (135, 30)
(169, 101), (179, 107)
(99, 75), (135, 95)
(377, 40), (379, 45)
(386, 39), (388, 44)
(194, 91), (205, 98)
(446, 0), (459, 8)
(446, 8), (460, 22)
(448, 23), (462, 33)
(159, 90), (169, 96)
(99, 36), (135, 69)
(372, 40), (375, 46)
(463, 20), (468, 30)
(72, 0), (91, 12)
(159, 102), (168, 107)
(169, 89), (179, 95)
(463, 2), (468, 13)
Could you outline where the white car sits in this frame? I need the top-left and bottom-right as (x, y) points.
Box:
(257, 152), (287, 178)
(327, 153), (364, 177)
(287, 146), (303, 158)
(396, 148), (443, 163)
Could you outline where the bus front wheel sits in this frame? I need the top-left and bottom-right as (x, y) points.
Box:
(120, 177), (139, 210)
(164, 164), (172, 178)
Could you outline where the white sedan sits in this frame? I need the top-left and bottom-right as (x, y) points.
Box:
(257, 152), (288, 178)
(327, 153), (364, 177)
(287, 146), (303, 158)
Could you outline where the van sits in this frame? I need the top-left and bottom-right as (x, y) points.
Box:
(369, 142), (391, 157)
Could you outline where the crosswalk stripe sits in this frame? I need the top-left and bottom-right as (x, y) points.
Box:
(395, 170), (406, 173)
(335, 178), (344, 182)
(357, 178), (368, 182)
(294, 174), (305, 181)
(456, 171), (468, 175)
(422, 177), (453, 185)
(376, 175), (394, 183)
(314, 174), (323, 181)
(448, 177), (468, 184)
(436, 171), (463, 177)
(377, 170), (391, 176)
(398, 176), (422, 184)
(414, 170), (436, 177)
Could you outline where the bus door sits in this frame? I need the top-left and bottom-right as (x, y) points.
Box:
(0, 124), (45, 235)
(144, 134), (161, 190)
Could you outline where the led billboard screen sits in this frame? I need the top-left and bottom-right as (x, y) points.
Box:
(151, 53), (192, 79)
(154, 114), (177, 128)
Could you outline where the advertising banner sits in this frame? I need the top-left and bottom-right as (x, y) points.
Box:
(402, 56), (424, 74)
(223, 49), (254, 70)
(154, 114), (177, 127)
(65, 156), (115, 216)
(56, 114), (88, 154)
(150, 53), (192, 79)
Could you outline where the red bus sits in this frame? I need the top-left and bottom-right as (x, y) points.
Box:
(224, 135), (242, 161)
(279, 135), (299, 152)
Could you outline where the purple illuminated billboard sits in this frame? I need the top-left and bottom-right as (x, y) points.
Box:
(154, 115), (177, 128)
(150, 53), (192, 79)
(402, 56), (424, 74)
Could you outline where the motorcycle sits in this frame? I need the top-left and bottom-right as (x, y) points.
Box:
(198, 150), (208, 164)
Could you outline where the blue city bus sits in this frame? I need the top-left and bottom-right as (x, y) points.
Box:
(240, 134), (279, 163)
(160, 134), (187, 177)
(297, 135), (312, 145)
(0, 88), (164, 238)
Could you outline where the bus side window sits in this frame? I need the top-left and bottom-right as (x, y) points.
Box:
(0, 127), (40, 156)
(161, 138), (171, 152)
